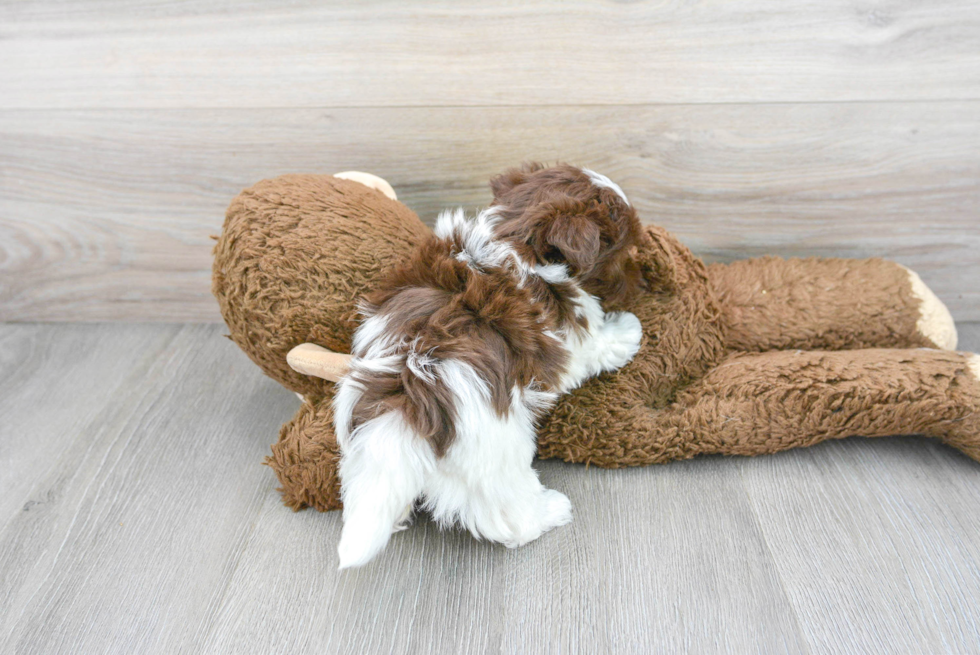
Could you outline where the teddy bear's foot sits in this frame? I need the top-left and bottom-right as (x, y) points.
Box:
(902, 265), (958, 350)
(939, 353), (980, 461)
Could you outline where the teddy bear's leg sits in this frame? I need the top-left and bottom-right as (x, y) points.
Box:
(683, 348), (980, 462)
(265, 395), (344, 512)
(707, 257), (957, 352)
(538, 348), (980, 467)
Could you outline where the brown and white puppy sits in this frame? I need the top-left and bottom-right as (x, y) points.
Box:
(333, 164), (645, 568)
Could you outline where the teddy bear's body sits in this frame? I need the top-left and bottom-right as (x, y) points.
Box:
(213, 173), (980, 512)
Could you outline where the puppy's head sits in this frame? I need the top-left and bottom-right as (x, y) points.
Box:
(490, 163), (645, 308)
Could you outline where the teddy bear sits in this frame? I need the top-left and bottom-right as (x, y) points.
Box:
(211, 170), (980, 513)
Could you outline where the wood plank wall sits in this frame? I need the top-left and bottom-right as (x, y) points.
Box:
(1, 1), (978, 321)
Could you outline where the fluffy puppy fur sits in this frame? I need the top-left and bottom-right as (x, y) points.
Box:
(332, 164), (645, 568)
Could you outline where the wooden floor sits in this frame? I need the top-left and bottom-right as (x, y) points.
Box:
(0, 322), (978, 654)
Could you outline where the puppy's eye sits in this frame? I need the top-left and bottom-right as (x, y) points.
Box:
(543, 246), (563, 261)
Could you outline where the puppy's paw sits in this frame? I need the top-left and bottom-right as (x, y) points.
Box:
(498, 489), (573, 549)
(600, 311), (643, 370)
(539, 489), (573, 531)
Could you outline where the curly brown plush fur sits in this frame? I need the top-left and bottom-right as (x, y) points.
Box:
(212, 172), (980, 512)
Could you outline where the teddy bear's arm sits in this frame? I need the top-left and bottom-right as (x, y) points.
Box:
(706, 257), (957, 352)
(537, 347), (980, 467)
(287, 343), (350, 382)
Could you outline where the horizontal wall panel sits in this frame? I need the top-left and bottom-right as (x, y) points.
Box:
(1, 102), (977, 321)
(2, 1), (980, 108)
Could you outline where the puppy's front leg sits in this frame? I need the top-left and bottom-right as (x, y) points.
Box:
(561, 300), (643, 391)
(594, 310), (644, 372)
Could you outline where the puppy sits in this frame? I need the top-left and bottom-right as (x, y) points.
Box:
(333, 164), (645, 568)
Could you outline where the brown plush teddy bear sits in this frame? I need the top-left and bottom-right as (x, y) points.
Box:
(212, 170), (980, 513)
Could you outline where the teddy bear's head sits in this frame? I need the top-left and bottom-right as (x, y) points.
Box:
(212, 173), (431, 400)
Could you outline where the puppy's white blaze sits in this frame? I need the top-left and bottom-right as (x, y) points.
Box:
(583, 168), (630, 205)
(336, 411), (435, 569)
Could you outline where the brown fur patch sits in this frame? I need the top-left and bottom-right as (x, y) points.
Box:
(489, 163), (646, 311)
(347, 236), (571, 457)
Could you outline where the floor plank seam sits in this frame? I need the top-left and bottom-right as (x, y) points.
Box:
(736, 462), (814, 655)
(195, 482), (276, 652)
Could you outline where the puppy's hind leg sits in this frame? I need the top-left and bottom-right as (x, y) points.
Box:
(336, 412), (435, 569)
(424, 382), (573, 548)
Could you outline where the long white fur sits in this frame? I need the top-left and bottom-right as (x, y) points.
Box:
(333, 174), (643, 569)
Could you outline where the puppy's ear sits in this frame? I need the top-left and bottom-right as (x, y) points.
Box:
(542, 212), (601, 275)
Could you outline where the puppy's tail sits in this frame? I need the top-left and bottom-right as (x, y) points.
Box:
(336, 410), (434, 569)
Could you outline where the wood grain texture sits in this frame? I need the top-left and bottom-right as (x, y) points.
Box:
(0, 324), (183, 527)
(201, 459), (808, 655)
(0, 324), (290, 654)
(2, 0), (980, 108)
(1, 323), (980, 654)
(740, 439), (980, 654)
(2, 103), (978, 322)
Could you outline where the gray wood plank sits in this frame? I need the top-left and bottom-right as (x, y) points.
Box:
(0, 324), (183, 529)
(2, 102), (977, 322)
(2, 0), (979, 108)
(0, 324), (296, 654)
(3, 323), (980, 653)
(200, 459), (808, 655)
(739, 323), (980, 655)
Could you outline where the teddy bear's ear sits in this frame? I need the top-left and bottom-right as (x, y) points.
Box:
(489, 162), (547, 199)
